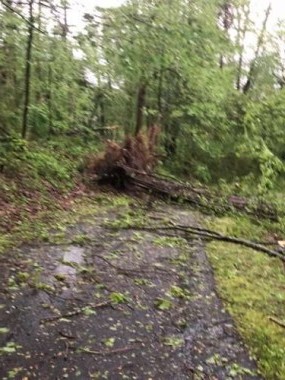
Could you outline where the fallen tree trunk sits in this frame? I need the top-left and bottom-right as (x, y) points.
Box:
(123, 167), (279, 221)
(85, 134), (279, 221)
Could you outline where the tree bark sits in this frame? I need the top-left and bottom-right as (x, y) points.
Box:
(135, 83), (146, 135)
(62, 0), (68, 40)
(243, 4), (271, 94)
(236, 4), (250, 90)
(48, 63), (53, 134)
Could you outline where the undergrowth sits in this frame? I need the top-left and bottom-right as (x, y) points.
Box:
(0, 136), (100, 233)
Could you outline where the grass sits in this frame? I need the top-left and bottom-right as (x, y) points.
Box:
(207, 216), (285, 380)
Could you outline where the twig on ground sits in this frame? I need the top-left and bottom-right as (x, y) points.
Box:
(59, 331), (77, 340)
(78, 345), (140, 356)
(41, 301), (110, 323)
(170, 222), (285, 262)
(268, 316), (285, 329)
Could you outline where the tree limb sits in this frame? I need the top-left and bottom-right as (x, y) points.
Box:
(110, 221), (285, 262)
(243, 3), (272, 93)
(0, 0), (46, 34)
(268, 316), (285, 329)
(170, 222), (285, 262)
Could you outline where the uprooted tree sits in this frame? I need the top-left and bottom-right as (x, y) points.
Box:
(85, 123), (279, 224)
(86, 125), (160, 189)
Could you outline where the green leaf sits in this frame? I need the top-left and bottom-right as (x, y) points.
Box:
(109, 292), (129, 304)
(103, 337), (115, 348)
(0, 327), (9, 334)
(163, 336), (184, 348)
(155, 298), (173, 310)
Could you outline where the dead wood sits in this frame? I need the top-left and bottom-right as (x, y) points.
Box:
(171, 223), (285, 262)
(78, 345), (141, 356)
(85, 133), (279, 221)
(110, 221), (285, 262)
(268, 316), (285, 329)
(85, 126), (160, 189)
(41, 302), (110, 324)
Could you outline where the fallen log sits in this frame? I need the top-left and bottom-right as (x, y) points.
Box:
(85, 133), (279, 221)
(124, 169), (279, 221)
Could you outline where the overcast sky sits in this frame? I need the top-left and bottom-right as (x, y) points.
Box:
(69, 0), (285, 31)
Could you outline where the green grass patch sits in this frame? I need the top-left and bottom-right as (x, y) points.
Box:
(207, 217), (285, 380)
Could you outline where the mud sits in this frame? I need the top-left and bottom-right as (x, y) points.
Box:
(0, 201), (261, 379)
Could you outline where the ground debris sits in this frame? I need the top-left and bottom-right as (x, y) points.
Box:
(0, 202), (261, 379)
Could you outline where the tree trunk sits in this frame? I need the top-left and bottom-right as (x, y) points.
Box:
(135, 83), (146, 135)
(62, 1), (68, 40)
(22, 0), (34, 139)
(218, 1), (233, 70)
(164, 123), (177, 157)
(243, 4), (271, 94)
(157, 61), (163, 115)
(48, 63), (53, 134)
(235, 4), (250, 90)
(99, 93), (106, 130)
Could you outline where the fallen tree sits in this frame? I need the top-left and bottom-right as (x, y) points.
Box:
(84, 133), (285, 261)
(85, 131), (279, 221)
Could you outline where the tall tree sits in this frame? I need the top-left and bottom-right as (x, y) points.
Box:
(243, 3), (272, 94)
(22, 0), (35, 139)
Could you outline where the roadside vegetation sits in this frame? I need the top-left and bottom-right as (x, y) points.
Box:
(207, 215), (285, 379)
(0, 0), (285, 378)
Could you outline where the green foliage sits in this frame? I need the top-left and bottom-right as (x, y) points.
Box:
(0, 342), (22, 355)
(169, 285), (191, 300)
(0, 0), (284, 188)
(26, 149), (71, 183)
(109, 292), (129, 304)
(154, 298), (173, 311)
(162, 335), (184, 348)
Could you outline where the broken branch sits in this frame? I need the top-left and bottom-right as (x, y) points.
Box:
(41, 301), (110, 323)
(268, 316), (285, 329)
(110, 221), (285, 262)
(78, 345), (140, 356)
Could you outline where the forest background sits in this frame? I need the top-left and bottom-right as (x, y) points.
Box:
(1, 0), (285, 195)
(1, 2), (285, 378)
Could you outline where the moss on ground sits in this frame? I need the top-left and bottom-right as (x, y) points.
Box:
(207, 216), (285, 380)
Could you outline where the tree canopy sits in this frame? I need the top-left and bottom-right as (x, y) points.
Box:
(0, 0), (284, 191)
